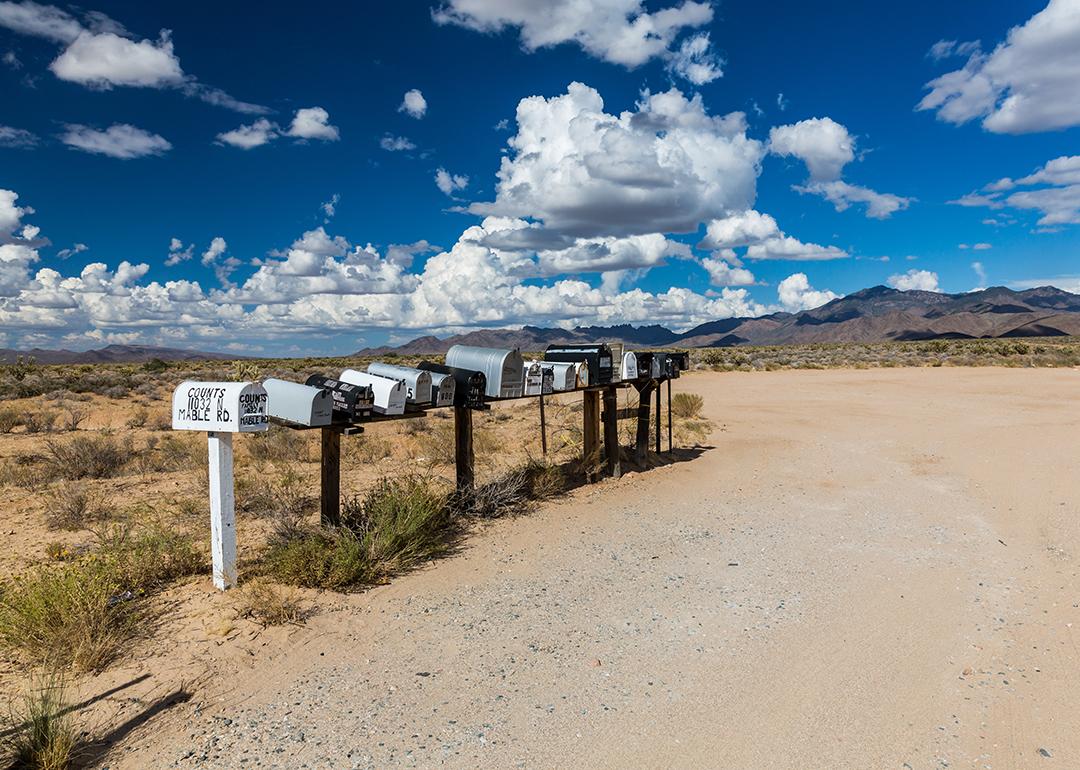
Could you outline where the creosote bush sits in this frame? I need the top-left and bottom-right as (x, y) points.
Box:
(43, 482), (113, 531)
(671, 392), (704, 419)
(45, 434), (130, 480)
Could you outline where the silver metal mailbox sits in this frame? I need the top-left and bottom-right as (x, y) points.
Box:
(621, 351), (639, 380)
(522, 361), (544, 396)
(367, 362), (433, 405)
(339, 369), (407, 415)
(445, 345), (525, 399)
(262, 378), (333, 427)
(607, 342), (625, 382)
(426, 371), (456, 407)
(537, 361), (577, 391)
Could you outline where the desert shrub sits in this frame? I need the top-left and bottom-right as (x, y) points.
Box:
(125, 407), (149, 428)
(401, 417), (430, 435)
(94, 524), (204, 593)
(0, 406), (22, 433)
(147, 411), (172, 431)
(345, 433), (393, 464)
(0, 456), (49, 490)
(101, 385), (128, 399)
(142, 357), (168, 374)
(246, 426), (311, 464)
(60, 404), (88, 432)
(671, 392), (704, 419)
(23, 410), (59, 434)
(454, 459), (565, 519)
(45, 435), (130, 479)
(6, 674), (78, 770)
(234, 580), (305, 626)
(237, 469), (313, 529)
(42, 482), (113, 531)
(264, 529), (372, 590)
(156, 434), (203, 471)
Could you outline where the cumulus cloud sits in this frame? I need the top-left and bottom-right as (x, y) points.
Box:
(699, 210), (848, 261)
(0, 1), (266, 112)
(380, 134), (415, 151)
(164, 238), (193, 266)
(398, 88), (427, 118)
(216, 108), (339, 149)
(286, 107), (340, 141)
(701, 254), (755, 286)
(470, 83), (764, 241)
(0, 125), (37, 148)
(769, 117), (911, 219)
(777, 273), (839, 312)
(432, 0), (718, 83)
(952, 155), (1080, 227)
(435, 168), (469, 196)
(60, 123), (171, 159)
(918, 0), (1080, 134)
(887, 268), (940, 292)
(320, 194), (339, 221)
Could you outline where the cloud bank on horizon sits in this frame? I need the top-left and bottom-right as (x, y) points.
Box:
(0, 0), (1078, 354)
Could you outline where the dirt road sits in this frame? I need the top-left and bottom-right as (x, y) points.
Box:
(112, 368), (1080, 769)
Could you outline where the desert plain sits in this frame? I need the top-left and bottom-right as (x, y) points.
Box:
(2, 362), (1078, 769)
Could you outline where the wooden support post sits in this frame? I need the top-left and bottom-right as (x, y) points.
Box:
(582, 390), (601, 482)
(634, 381), (655, 468)
(538, 392), (548, 456)
(454, 405), (474, 492)
(207, 431), (237, 590)
(320, 428), (341, 528)
(667, 378), (673, 453)
(602, 386), (621, 480)
(655, 383), (662, 453)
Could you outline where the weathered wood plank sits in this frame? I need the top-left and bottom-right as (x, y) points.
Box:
(602, 386), (621, 480)
(320, 427), (341, 528)
(454, 405), (475, 492)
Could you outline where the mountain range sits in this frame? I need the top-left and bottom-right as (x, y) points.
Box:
(357, 285), (1080, 354)
(3, 286), (1078, 364)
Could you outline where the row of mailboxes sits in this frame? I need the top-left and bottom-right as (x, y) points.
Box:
(445, 345), (525, 399)
(305, 375), (375, 423)
(544, 343), (614, 386)
(339, 369), (407, 415)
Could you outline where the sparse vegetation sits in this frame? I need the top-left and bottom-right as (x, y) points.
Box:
(246, 425), (311, 464)
(45, 434), (130, 480)
(234, 579), (305, 626)
(23, 410), (58, 434)
(456, 459), (565, 519)
(0, 406), (21, 433)
(43, 482), (113, 531)
(671, 392), (704, 419)
(6, 674), (78, 770)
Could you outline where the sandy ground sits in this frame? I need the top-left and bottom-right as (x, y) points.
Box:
(82, 368), (1080, 768)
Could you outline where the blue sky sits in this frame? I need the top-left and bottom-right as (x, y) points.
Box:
(1, 0), (1078, 355)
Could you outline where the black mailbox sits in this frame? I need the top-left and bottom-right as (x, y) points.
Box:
(544, 343), (614, 386)
(651, 352), (677, 379)
(305, 374), (374, 423)
(635, 351), (656, 379)
(669, 352), (690, 373)
(417, 362), (486, 408)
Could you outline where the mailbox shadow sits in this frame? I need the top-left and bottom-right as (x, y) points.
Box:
(76, 686), (193, 767)
(531, 443), (714, 496)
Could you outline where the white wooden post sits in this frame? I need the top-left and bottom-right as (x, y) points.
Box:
(207, 431), (237, 590)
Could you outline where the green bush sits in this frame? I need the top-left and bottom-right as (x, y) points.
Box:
(6, 674), (78, 770)
(45, 434), (130, 480)
(671, 392), (704, 419)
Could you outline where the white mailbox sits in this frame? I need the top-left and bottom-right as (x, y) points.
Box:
(339, 369), (407, 415)
(522, 361), (544, 396)
(574, 360), (589, 388)
(621, 351), (639, 380)
(536, 361), (576, 391)
(262, 378), (333, 427)
(427, 370), (457, 407)
(367, 362), (433, 405)
(608, 342), (625, 383)
(172, 381), (268, 433)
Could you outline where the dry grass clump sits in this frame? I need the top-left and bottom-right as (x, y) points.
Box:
(0, 455), (50, 490)
(5, 674), (79, 770)
(0, 524), (203, 672)
(0, 406), (22, 433)
(246, 426), (311, 464)
(42, 482), (114, 531)
(456, 459), (565, 519)
(237, 469), (313, 526)
(234, 580), (305, 626)
(266, 475), (454, 590)
(125, 406), (149, 428)
(45, 434), (130, 480)
(23, 410), (59, 434)
(671, 392), (704, 419)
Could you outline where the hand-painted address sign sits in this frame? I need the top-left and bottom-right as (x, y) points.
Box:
(172, 381), (269, 433)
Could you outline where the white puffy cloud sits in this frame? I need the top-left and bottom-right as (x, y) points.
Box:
(60, 123), (171, 159)
(701, 254), (755, 286)
(380, 134), (415, 151)
(0, 125), (37, 148)
(164, 238), (193, 266)
(972, 261), (987, 287)
(535, 232), (690, 276)
(321, 194), (340, 221)
(952, 155), (1080, 227)
(0, 1), (265, 112)
(471, 83), (765, 240)
(777, 273), (839, 312)
(435, 168), (469, 196)
(769, 116), (911, 218)
(0, 188), (31, 238)
(699, 210), (848, 261)
(887, 268), (940, 292)
(918, 0), (1080, 134)
(286, 107), (339, 141)
(216, 118), (277, 149)
(398, 88), (427, 119)
(432, 0), (718, 83)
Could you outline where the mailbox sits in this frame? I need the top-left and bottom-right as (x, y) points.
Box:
(426, 370), (457, 407)
(262, 378), (333, 427)
(635, 352), (661, 379)
(417, 362), (486, 408)
(522, 361), (544, 396)
(538, 361), (577, 391)
(670, 352), (690, 374)
(339, 369), (407, 415)
(574, 361), (589, 387)
(544, 343), (613, 386)
(621, 351), (639, 380)
(647, 352), (674, 378)
(367, 362), (433, 405)
(541, 366), (554, 395)
(607, 342), (625, 383)
(445, 345), (525, 399)
(172, 381), (268, 432)
(305, 375), (374, 422)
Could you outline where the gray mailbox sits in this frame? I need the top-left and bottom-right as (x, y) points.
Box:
(262, 378), (333, 427)
(445, 345), (525, 399)
(607, 342), (625, 383)
(522, 361), (544, 396)
(537, 361), (577, 391)
(339, 369), (407, 415)
(367, 362), (433, 405)
(426, 370), (456, 407)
